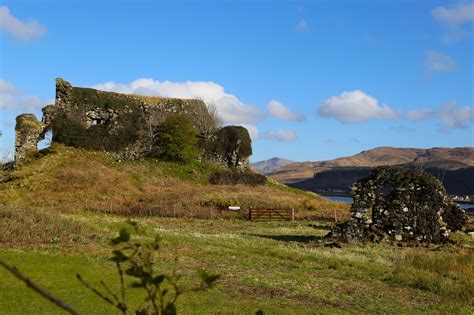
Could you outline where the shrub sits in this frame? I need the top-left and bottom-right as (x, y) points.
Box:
(209, 171), (266, 186)
(205, 126), (252, 167)
(152, 113), (199, 162)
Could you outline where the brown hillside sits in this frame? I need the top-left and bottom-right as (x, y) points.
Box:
(270, 147), (474, 183)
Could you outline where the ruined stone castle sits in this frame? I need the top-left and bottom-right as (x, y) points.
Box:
(15, 78), (251, 168)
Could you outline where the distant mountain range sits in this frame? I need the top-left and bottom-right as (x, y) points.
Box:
(252, 147), (474, 196)
(251, 157), (294, 175)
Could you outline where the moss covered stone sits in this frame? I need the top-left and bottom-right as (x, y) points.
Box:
(328, 166), (467, 245)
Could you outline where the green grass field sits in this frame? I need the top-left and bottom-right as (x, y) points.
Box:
(1, 211), (473, 314)
(1, 146), (473, 314)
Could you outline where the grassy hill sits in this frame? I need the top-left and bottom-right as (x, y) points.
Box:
(0, 143), (346, 220)
(0, 144), (473, 313)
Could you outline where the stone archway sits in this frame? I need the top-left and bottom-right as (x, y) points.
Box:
(329, 167), (467, 245)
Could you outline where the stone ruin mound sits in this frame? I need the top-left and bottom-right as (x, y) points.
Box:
(13, 78), (252, 170)
(328, 167), (467, 245)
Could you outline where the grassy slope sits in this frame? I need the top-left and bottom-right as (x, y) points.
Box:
(0, 213), (472, 314)
(0, 144), (473, 313)
(0, 143), (348, 220)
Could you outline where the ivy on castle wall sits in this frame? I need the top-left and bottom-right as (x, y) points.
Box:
(202, 126), (252, 166)
(51, 87), (146, 152)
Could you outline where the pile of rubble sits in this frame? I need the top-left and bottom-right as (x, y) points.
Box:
(328, 167), (467, 245)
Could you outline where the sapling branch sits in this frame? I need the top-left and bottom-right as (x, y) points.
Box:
(117, 261), (127, 309)
(77, 274), (128, 314)
(0, 259), (79, 315)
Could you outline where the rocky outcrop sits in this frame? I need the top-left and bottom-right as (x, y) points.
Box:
(328, 167), (467, 245)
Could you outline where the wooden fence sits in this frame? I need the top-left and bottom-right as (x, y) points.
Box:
(248, 207), (294, 221)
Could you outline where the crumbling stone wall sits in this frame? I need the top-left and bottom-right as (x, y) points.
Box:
(328, 167), (467, 245)
(14, 114), (46, 162)
(14, 78), (251, 168)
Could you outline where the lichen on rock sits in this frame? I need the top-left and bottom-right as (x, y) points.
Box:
(328, 166), (467, 245)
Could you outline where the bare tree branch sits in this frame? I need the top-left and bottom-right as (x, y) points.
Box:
(0, 259), (79, 315)
(77, 274), (127, 314)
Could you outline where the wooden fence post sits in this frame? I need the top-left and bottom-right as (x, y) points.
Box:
(291, 208), (295, 221)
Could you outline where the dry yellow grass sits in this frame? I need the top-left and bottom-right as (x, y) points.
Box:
(0, 144), (350, 221)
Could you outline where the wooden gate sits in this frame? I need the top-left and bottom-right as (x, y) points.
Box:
(248, 207), (294, 221)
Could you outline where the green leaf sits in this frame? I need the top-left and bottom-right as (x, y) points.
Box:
(111, 228), (130, 244)
(130, 281), (144, 288)
(163, 303), (177, 315)
(197, 269), (220, 286)
(152, 275), (165, 285)
(109, 250), (128, 262)
(125, 265), (144, 277)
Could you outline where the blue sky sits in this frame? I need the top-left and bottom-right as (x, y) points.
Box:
(1, 0), (473, 162)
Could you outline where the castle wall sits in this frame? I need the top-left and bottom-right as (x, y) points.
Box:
(14, 78), (252, 169)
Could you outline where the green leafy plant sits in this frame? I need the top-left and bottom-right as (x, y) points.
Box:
(77, 220), (219, 314)
(212, 126), (252, 164)
(152, 113), (199, 162)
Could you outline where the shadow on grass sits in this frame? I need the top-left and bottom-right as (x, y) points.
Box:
(307, 223), (332, 231)
(250, 234), (326, 244)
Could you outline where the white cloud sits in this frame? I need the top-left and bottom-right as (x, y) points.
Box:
(267, 100), (305, 122)
(260, 129), (296, 143)
(431, 3), (473, 42)
(238, 124), (259, 140)
(0, 6), (47, 41)
(0, 79), (19, 94)
(317, 90), (398, 123)
(228, 124), (296, 143)
(432, 3), (474, 25)
(408, 101), (473, 131)
(295, 19), (309, 32)
(425, 51), (456, 73)
(0, 79), (50, 112)
(93, 78), (263, 125)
